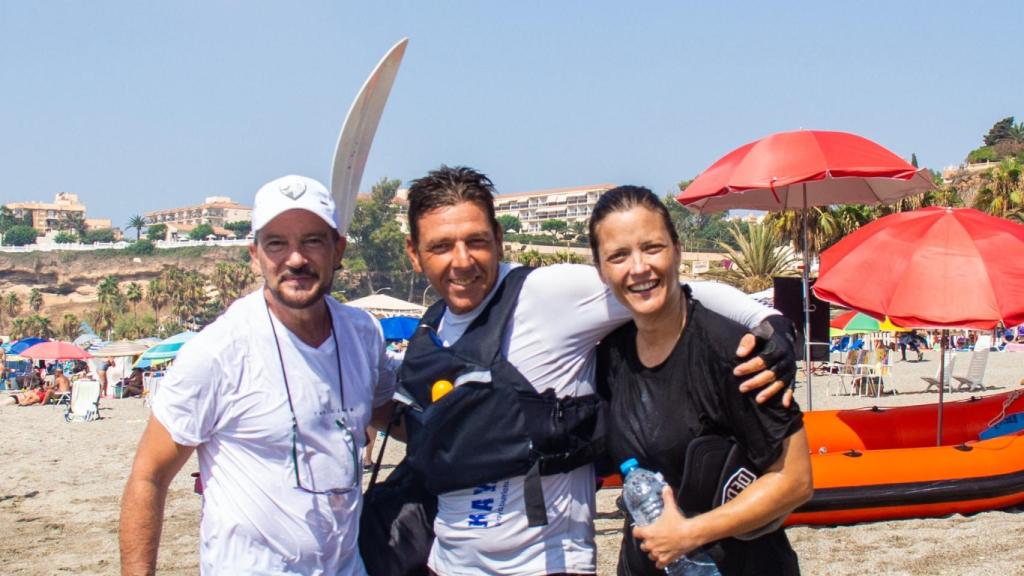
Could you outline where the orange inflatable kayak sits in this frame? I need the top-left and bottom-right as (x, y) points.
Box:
(789, 389), (1024, 525)
(599, 390), (1024, 526)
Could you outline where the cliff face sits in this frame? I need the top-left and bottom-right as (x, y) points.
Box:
(0, 246), (251, 314)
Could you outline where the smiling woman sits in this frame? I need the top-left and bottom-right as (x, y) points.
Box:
(590, 186), (813, 576)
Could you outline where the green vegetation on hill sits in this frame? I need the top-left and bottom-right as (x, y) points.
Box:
(967, 116), (1024, 164)
(0, 250), (258, 340)
(2, 225), (38, 246)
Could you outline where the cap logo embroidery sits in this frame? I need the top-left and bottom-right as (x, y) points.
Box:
(278, 181), (307, 200)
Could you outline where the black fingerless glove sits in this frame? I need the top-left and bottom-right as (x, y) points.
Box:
(750, 315), (798, 389)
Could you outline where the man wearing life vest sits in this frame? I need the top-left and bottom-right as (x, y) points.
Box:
(389, 165), (796, 576)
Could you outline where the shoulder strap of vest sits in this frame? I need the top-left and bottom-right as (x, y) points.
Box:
(458, 266), (533, 363)
(420, 298), (447, 329)
(416, 266), (534, 363)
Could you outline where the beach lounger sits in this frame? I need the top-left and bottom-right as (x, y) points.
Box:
(65, 379), (100, 422)
(954, 349), (989, 392)
(922, 352), (957, 393)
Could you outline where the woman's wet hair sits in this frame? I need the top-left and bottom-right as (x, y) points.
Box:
(588, 185), (680, 262)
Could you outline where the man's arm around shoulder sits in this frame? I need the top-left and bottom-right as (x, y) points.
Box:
(120, 417), (195, 576)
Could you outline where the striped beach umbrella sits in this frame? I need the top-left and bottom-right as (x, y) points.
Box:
(134, 331), (196, 369)
(830, 310), (906, 334)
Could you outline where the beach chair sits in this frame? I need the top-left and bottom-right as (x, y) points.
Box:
(143, 373), (163, 408)
(830, 350), (865, 396)
(830, 335), (851, 354)
(856, 348), (895, 397)
(65, 379), (101, 422)
(954, 349), (989, 392)
(921, 352), (957, 393)
(50, 389), (71, 408)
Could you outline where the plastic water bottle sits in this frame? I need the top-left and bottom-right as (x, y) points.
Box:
(620, 458), (721, 576)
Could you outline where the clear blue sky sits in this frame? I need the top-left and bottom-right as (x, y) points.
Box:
(1, 1), (1020, 229)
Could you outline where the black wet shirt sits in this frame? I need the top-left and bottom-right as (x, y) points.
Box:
(596, 298), (804, 576)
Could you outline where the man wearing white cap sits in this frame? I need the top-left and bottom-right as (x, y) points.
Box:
(120, 175), (396, 575)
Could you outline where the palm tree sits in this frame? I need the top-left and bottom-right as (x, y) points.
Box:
(127, 215), (147, 240)
(60, 211), (88, 239)
(0, 291), (6, 333)
(181, 271), (210, 328)
(570, 220), (588, 243)
(973, 158), (1023, 218)
(763, 205), (876, 261)
(59, 313), (80, 341)
(97, 276), (124, 312)
(86, 306), (116, 340)
(708, 222), (800, 293)
(762, 209), (832, 262)
(28, 288), (43, 313)
(820, 205), (874, 252)
(147, 278), (168, 325)
(30, 315), (53, 339)
(9, 318), (27, 340)
(125, 282), (143, 318)
(3, 292), (22, 325)
(211, 262), (256, 309)
(1007, 122), (1024, 145)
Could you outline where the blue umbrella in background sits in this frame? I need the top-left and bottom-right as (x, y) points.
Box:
(134, 331), (196, 369)
(5, 337), (50, 355)
(379, 316), (419, 342)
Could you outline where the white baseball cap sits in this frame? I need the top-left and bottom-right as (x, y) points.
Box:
(251, 175), (338, 233)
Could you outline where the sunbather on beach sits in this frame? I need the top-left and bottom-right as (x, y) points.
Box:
(53, 367), (71, 394)
(1, 384), (51, 407)
(120, 368), (143, 398)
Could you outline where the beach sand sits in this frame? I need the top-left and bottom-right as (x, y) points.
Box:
(2, 347), (1022, 575)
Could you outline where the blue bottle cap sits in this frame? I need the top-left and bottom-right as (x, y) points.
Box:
(619, 458), (639, 476)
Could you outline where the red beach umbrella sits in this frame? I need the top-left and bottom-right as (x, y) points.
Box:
(814, 207), (1024, 444)
(676, 130), (935, 212)
(677, 129), (935, 409)
(815, 207), (1024, 330)
(20, 341), (92, 361)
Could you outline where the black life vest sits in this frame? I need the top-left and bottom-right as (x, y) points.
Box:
(398, 267), (604, 527)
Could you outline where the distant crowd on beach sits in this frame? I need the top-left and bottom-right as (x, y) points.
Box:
(0, 343), (144, 407)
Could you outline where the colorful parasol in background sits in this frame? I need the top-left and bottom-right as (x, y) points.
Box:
(830, 310), (907, 334)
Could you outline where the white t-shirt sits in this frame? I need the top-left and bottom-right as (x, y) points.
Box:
(427, 263), (773, 576)
(153, 290), (395, 576)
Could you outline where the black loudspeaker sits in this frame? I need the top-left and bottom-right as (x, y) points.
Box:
(772, 277), (830, 362)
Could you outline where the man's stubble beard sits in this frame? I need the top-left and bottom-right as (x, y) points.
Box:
(266, 275), (334, 310)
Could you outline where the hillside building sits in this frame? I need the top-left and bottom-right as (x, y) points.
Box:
(386, 184), (614, 235)
(145, 196), (252, 231)
(492, 184), (615, 233)
(4, 192), (112, 234)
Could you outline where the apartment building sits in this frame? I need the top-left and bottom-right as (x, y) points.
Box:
(362, 183), (614, 235)
(145, 196), (251, 228)
(493, 184), (615, 233)
(4, 192), (112, 234)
